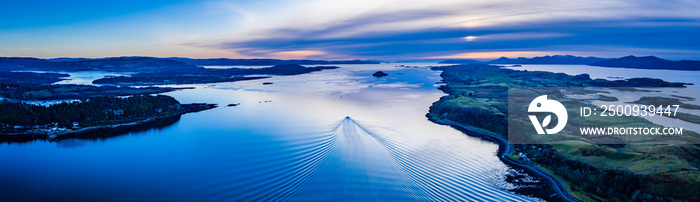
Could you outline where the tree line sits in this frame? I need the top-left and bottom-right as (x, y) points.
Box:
(0, 95), (182, 130)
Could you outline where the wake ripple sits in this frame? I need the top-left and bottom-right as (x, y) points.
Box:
(202, 126), (338, 201)
(188, 116), (531, 201)
(300, 116), (533, 201)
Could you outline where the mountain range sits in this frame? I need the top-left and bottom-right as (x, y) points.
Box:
(590, 55), (700, 71)
(0, 56), (378, 72)
(439, 55), (700, 70)
(489, 55), (610, 64)
(1, 55), (698, 72)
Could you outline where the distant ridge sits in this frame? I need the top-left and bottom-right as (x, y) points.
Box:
(0, 56), (196, 72)
(487, 55), (609, 64)
(0, 56), (380, 72)
(45, 57), (92, 62)
(438, 59), (484, 64)
(437, 54), (700, 71)
(590, 55), (700, 71)
(43, 57), (381, 65)
(166, 57), (380, 66)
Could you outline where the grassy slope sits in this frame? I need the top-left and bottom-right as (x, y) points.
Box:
(428, 64), (700, 201)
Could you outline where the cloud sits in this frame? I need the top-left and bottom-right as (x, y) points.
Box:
(3, 0), (700, 59)
(177, 0), (700, 59)
(270, 50), (327, 59)
(429, 51), (554, 59)
(466, 32), (571, 42)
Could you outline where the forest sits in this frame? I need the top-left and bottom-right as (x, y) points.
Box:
(0, 83), (182, 100)
(0, 95), (212, 133)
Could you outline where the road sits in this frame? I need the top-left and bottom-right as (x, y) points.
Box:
(433, 119), (581, 202)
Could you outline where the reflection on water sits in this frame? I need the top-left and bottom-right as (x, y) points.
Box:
(57, 114), (184, 141)
(11, 63), (682, 201)
(54, 71), (130, 85)
(0, 114), (182, 144)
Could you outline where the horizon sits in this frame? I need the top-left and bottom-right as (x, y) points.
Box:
(2, 1), (700, 60)
(9, 54), (697, 62)
(2, 1), (700, 201)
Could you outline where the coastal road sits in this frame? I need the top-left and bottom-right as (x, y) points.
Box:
(433, 119), (581, 202)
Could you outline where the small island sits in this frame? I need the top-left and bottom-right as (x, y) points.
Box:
(372, 71), (388, 77)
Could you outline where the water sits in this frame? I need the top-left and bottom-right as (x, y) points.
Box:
(504, 64), (700, 85)
(11, 70), (129, 86)
(54, 71), (130, 85)
(0, 63), (536, 201)
(3, 63), (698, 201)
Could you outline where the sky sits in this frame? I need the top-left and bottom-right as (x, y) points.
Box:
(1, 0), (700, 60)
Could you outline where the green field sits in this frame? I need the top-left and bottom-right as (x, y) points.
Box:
(428, 64), (700, 201)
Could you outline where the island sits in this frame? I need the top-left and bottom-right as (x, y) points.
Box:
(372, 71), (389, 77)
(0, 83), (188, 100)
(92, 64), (338, 85)
(428, 63), (699, 201)
(0, 95), (216, 140)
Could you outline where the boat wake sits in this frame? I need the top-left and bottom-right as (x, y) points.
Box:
(289, 116), (533, 201)
(193, 116), (535, 201)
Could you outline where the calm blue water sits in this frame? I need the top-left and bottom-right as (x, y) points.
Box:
(0, 64), (536, 201)
(3, 63), (699, 201)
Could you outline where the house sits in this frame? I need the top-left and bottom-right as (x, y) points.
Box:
(518, 152), (530, 162)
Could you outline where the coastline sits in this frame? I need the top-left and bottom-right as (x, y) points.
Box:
(429, 117), (580, 202)
(426, 63), (700, 200)
(0, 103), (217, 141)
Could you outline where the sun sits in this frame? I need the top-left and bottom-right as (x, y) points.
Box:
(464, 36), (478, 41)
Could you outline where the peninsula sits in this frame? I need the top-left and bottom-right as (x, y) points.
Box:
(428, 63), (698, 201)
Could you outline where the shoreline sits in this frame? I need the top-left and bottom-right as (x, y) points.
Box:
(429, 118), (580, 202)
(0, 103), (217, 141)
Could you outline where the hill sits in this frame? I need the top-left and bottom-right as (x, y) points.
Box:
(590, 55), (700, 70)
(487, 55), (609, 64)
(0, 56), (199, 72)
(437, 59), (485, 64)
(167, 57), (379, 66)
